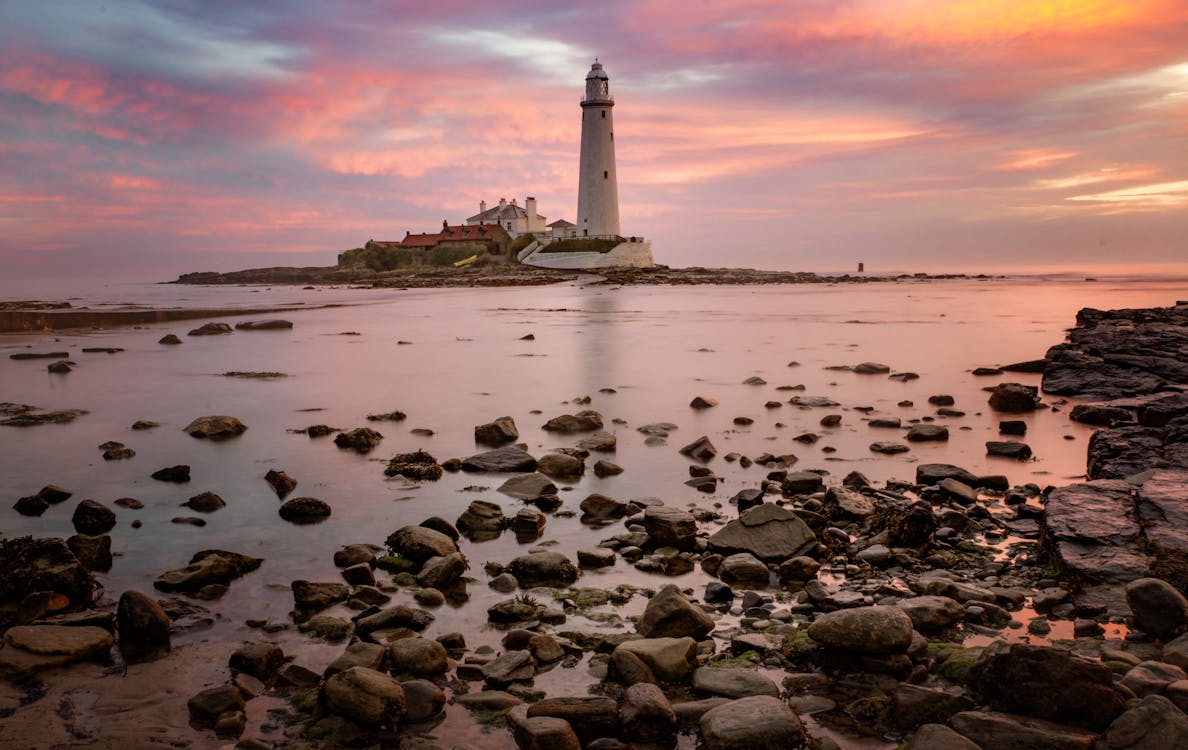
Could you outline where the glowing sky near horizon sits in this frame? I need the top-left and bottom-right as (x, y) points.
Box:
(1, 0), (1186, 278)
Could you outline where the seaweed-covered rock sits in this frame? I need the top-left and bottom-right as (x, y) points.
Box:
(384, 450), (443, 481)
(334, 427), (383, 453)
(184, 415), (246, 439)
(0, 536), (96, 609)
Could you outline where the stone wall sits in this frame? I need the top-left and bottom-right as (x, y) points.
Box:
(523, 241), (653, 270)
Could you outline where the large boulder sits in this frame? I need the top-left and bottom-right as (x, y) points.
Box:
(116, 590), (171, 661)
(536, 452), (585, 478)
(620, 683), (676, 744)
(507, 551), (578, 588)
(0, 536), (96, 609)
(643, 506), (698, 549)
(323, 666), (406, 726)
(613, 637), (698, 682)
(417, 553), (467, 591)
(67, 534), (112, 572)
(527, 697), (619, 744)
(541, 410), (603, 433)
(385, 525), (458, 565)
(637, 584), (715, 639)
(387, 637), (448, 677)
(1099, 694), (1188, 750)
(699, 696), (805, 750)
(497, 473), (557, 501)
(153, 550), (262, 593)
(0, 625), (113, 680)
(384, 450), (443, 481)
(967, 643), (1124, 729)
(692, 667), (780, 698)
(707, 503), (816, 561)
(807, 606), (914, 655)
(334, 427), (383, 453)
(1126, 577), (1188, 638)
(475, 416), (519, 446)
(184, 415), (247, 440)
(988, 382), (1040, 412)
(461, 446), (537, 472)
(71, 500), (116, 535)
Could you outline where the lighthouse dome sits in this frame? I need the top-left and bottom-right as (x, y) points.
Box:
(586, 61), (608, 80)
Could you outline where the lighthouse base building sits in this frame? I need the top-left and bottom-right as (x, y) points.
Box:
(522, 61), (653, 270)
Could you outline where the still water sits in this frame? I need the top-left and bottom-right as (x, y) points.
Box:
(0, 275), (1184, 747)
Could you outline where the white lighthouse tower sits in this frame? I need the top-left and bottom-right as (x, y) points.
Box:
(576, 61), (620, 238)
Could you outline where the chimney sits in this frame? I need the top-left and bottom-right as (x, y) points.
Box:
(526, 196), (537, 219)
(499, 197), (507, 208)
(480, 200), (487, 213)
(510, 198), (517, 206)
(442, 219), (448, 230)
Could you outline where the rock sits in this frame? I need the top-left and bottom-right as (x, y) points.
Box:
(67, 534), (112, 572)
(855, 362), (891, 374)
(334, 427), (383, 452)
(988, 382), (1040, 412)
(644, 506), (699, 549)
(1127, 578), (1188, 638)
(693, 667), (780, 698)
(916, 463), (980, 486)
(400, 678), (446, 723)
(354, 604), (434, 636)
(508, 551), (578, 588)
(1000, 420), (1028, 435)
(897, 596), (965, 633)
(0, 536), (96, 609)
(1119, 661), (1187, 698)
(462, 445), (538, 472)
(1071, 404), (1136, 426)
(823, 486), (874, 520)
(1041, 480), (1148, 583)
(527, 697), (619, 744)
(159, 334), (182, 345)
(323, 666), (406, 726)
(986, 440), (1033, 460)
(807, 606), (914, 655)
(279, 496), (331, 523)
(690, 396), (718, 409)
(234, 319), (293, 330)
(593, 460), (623, 477)
(387, 636), (448, 677)
(905, 723), (983, 750)
(537, 452), (585, 478)
(386, 525), (459, 564)
(184, 415), (247, 440)
(1099, 694), (1188, 750)
(417, 553), (467, 590)
(14, 495), (49, 516)
(513, 507), (546, 539)
(154, 550), (262, 593)
(699, 696), (805, 750)
(580, 493), (629, 521)
(542, 410), (603, 432)
(949, 711), (1097, 750)
(718, 553), (770, 585)
(1137, 471), (1188, 553)
(384, 450), (443, 481)
(366, 410), (406, 422)
(264, 469), (298, 499)
(938, 477), (978, 504)
(187, 685), (245, 726)
(0, 625), (114, 679)
(637, 584), (715, 639)
(151, 464), (191, 482)
(455, 500), (506, 540)
(509, 708), (581, 750)
(886, 502), (938, 547)
(325, 641), (386, 678)
(907, 424), (949, 442)
(183, 491), (226, 513)
(292, 580), (349, 611)
(187, 322), (233, 336)
(777, 556), (821, 583)
(475, 416), (519, 445)
(968, 643), (1124, 729)
(680, 435), (717, 461)
(578, 548), (615, 568)
(99, 441), (135, 460)
(498, 473), (557, 501)
(482, 649), (535, 686)
(72, 499), (116, 535)
(620, 683), (676, 744)
(229, 642), (284, 680)
(707, 503), (816, 561)
(614, 637), (698, 682)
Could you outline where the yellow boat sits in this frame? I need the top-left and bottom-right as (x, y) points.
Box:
(453, 255), (478, 267)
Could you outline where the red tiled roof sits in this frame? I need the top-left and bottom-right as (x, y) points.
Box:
(380, 223), (504, 248)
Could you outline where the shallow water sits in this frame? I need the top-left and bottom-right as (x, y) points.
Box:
(1, 276), (1185, 747)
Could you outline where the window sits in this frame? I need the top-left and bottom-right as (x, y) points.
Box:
(601, 110), (606, 119)
(603, 170), (608, 179)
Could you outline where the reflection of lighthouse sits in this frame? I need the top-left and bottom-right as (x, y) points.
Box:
(576, 61), (621, 238)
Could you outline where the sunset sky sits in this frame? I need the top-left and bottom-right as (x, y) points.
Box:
(1, 1), (1186, 279)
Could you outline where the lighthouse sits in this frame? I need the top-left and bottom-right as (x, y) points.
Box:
(576, 61), (621, 238)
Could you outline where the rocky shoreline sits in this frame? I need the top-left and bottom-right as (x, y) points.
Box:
(2, 301), (1187, 749)
(173, 263), (986, 289)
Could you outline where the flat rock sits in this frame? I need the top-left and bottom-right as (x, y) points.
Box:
(707, 503), (816, 561)
(1041, 480), (1148, 584)
(614, 637), (697, 682)
(0, 625), (113, 679)
(692, 667), (779, 698)
(699, 696), (805, 750)
(542, 410), (603, 433)
(462, 445), (537, 472)
(949, 711), (1097, 750)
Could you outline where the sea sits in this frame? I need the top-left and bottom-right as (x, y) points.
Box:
(1, 273), (1186, 747)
